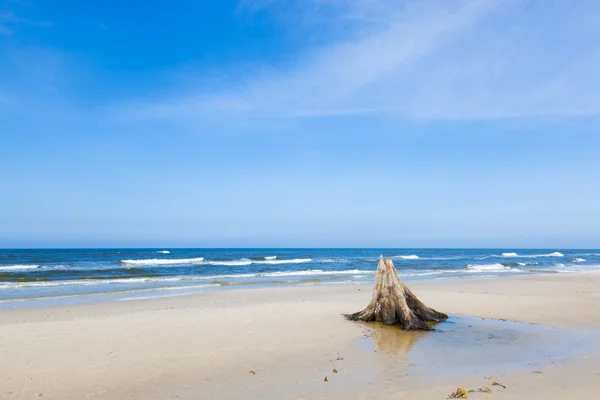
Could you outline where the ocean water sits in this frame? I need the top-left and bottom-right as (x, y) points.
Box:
(1, 248), (598, 306)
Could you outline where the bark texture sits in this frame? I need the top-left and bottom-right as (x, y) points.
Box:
(345, 256), (448, 330)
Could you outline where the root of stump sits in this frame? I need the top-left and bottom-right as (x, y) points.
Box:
(345, 256), (448, 330)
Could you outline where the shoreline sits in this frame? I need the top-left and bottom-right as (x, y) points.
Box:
(2, 271), (600, 399)
(3, 269), (599, 311)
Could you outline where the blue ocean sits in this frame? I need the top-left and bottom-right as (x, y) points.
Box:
(1, 248), (598, 307)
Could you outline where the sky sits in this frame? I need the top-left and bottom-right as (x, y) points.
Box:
(1, 0), (599, 248)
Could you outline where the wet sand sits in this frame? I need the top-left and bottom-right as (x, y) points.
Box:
(1, 272), (600, 399)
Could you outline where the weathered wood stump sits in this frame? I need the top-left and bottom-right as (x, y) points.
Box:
(345, 256), (448, 330)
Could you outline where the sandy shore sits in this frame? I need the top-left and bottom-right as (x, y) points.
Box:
(2, 272), (600, 399)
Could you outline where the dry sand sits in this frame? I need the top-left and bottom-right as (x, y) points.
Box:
(1, 272), (600, 399)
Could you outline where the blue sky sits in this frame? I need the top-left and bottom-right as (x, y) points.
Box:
(1, 0), (599, 248)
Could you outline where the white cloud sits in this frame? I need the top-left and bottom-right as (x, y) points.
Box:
(116, 1), (504, 122)
(15, 0), (600, 123)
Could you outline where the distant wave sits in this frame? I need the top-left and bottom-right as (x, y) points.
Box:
(121, 257), (205, 266)
(264, 256), (277, 260)
(515, 262), (538, 266)
(572, 258), (586, 263)
(204, 258), (312, 266)
(501, 252), (564, 258)
(0, 269), (375, 289)
(0, 277), (182, 288)
(120, 257), (313, 267)
(203, 259), (253, 266)
(466, 263), (511, 271)
(0, 265), (40, 271)
(256, 269), (372, 278)
(257, 258), (311, 265)
(502, 261), (537, 267)
(203, 268), (366, 279)
(421, 256), (470, 261)
(520, 252), (563, 258)
(156, 250), (171, 254)
(394, 255), (420, 260)
(315, 258), (347, 263)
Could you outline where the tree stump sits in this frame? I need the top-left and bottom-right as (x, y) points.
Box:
(345, 256), (448, 330)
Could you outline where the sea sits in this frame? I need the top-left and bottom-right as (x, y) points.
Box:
(1, 248), (598, 308)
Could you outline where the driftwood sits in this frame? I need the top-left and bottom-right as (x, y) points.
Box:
(345, 256), (448, 330)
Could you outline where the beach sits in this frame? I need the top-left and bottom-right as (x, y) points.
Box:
(2, 271), (599, 399)
(3, 0), (598, 398)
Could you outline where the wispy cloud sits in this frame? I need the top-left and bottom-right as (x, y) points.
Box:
(111, 0), (600, 124)
(0, 6), (51, 35)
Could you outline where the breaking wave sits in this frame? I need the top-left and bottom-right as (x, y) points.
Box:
(505, 252), (564, 258)
(466, 263), (511, 272)
(156, 250), (171, 254)
(395, 255), (420, 260)
(120, 257), (314, 267)
(204, 258), (312, 266)
(0, 265), (40, 271)
(120, 257), (205, 265)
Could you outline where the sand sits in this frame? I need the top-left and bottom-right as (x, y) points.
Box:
(1, 272), (600, 399)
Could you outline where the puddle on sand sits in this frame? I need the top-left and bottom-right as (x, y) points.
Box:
(357, 315), (594, 377)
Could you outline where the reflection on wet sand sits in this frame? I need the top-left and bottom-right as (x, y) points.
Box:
(362, 322), (439, 358)
(358, 316), (586, 377)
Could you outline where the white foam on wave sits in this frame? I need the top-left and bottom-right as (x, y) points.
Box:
(205, 259), (253, 266)
(0, 276), (184, 288)
(0, 269), (376, 289)
(509, 252), (564, 258)
(206, 269), (374, 280)
(156, 250), (171, 254)
(572, 258), (586, 263)
(121, 257), (205, 265)
(510, 262), (538, 267)
(0, 265), (40, 271)
(203, 258), (312, 266)
(264, 256), (277, 260)
(395, 255), (420, 260)
(120, 257), (312, 267)
(502, 252), (518, 257)
(258, 258), (312, 265)
(466, 263), (511, 272)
